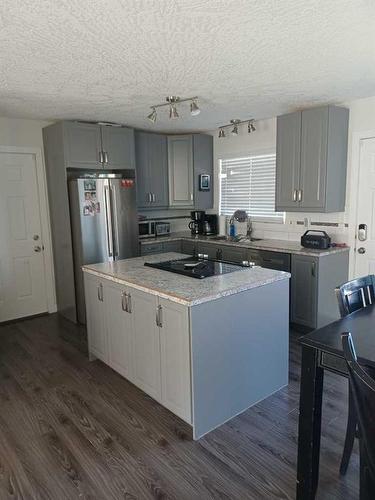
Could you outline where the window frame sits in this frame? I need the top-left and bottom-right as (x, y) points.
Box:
(218, 149), (285, 224)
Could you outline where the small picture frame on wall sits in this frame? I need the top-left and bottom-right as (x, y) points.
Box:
(199, 174), (211, 191)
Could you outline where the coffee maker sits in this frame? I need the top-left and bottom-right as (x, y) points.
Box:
(189, 210), (205, 235)
(203, 214), (218, 235)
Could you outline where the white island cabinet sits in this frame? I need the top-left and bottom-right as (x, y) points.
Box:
(83, 252), (290, 439)
(84, 272), (191, 424)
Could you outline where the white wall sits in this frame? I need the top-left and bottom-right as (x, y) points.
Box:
(0, 117), (51, 149)
(212, 96), (375, 250)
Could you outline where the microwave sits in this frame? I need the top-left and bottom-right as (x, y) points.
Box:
(139, 221), (170, 239)
(138, 221), (156, 239)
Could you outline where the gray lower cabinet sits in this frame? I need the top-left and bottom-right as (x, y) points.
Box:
(168, 135), (194, 208)
(135, 131), (168, 209)
(276, 105), (349, 213)
(291, 251), (349, 329)
(181, 240), (197, 256)
(101, 125), (135, 170)
(140, 240), (181, 256)
(291, 255), (318, 328)
(219, 246), (246, 263)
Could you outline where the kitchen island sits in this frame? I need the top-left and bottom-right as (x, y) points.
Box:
(83, 253), (290, 439)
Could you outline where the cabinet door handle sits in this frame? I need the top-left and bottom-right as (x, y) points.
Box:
(148, 193), (152, 203)
(293, 189), (297, 202)
(298, 189), (303, 202)
(97, 283), (103, 302)
(121, 291), (128, 312)
(127, 293), (132, 314)
(152, 193), (156, 203)
(99, 151), (104, 163)
(311, 262), (316, 277)
(158, 305), (163, 327)
(190, 193), (193, 201)
(156, 305), (163, 327)
(103, 151), (108, 164)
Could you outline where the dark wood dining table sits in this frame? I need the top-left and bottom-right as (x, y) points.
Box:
(296, 304), (375, 499)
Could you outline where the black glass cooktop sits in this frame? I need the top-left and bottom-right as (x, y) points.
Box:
(144, 257), (249, 279)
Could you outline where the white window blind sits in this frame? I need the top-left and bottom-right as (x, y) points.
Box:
(219, 153), (284, 223)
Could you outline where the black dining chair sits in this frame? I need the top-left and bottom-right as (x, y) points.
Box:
(335, 275), (375, 475)
(342, 333), (375, 499)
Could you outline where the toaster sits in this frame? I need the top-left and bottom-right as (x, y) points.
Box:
(301, 230), (331, 250)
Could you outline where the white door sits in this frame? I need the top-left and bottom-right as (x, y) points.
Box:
(354, 138), (375, 277)
(105, 282), (133, 379)
(0, 153), (48, 322)
(130, 287), (162, 402)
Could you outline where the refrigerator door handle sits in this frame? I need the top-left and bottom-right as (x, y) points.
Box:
(110, 185), (119, 257)
(104, 185), (114, 257)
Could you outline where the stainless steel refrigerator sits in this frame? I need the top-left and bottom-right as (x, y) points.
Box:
(68, 173), (139, 324)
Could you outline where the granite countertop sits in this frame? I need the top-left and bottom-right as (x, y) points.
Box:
(82, 252), (290, 307)
(140, 232), (350, 257)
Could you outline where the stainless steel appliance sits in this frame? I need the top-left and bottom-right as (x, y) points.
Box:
(69, 172), (138, 324)
(145, 256), (252, 279)
(189, 210), (206, 235)
(155, 221), (171, 237)
(139, 220), (156, 239)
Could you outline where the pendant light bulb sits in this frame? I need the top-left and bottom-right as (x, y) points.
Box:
(218, 128), (225, 138)
(231, 124), (238, 136)
(190, 99), (201, 116)
(147, 107), (157, 123)
(169, 103), (179, 119)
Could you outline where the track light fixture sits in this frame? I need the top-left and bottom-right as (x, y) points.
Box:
(147, 107), (157, 123)
(218, 118), (257, 138)
(146, 96), (201, 123)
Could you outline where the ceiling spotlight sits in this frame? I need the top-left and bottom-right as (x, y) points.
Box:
(169, 103), (179, 119)
(230, 119), (240, 136)
(190, 99), (201, 116)
(218, 128), (226, 138)
(248, 120), (256, 133)
(147, 107), (157, 123)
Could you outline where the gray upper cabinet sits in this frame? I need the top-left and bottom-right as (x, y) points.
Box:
(168, 135), (194, 208)
(63, 122), (102, 169)
(193, 134), (213, 210)
(53, 121), (135, 170)
(135, 131), (168, 209)
(275, 112), (301, 208)
(101, 126), (135, 170)
(275, 105), (349, 213)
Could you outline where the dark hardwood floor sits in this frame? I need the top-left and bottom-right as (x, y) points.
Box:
(0, 314), (359, 499)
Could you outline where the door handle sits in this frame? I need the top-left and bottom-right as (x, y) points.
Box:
(311, 262), (316, 277)
(298, 189), (303, 202)
(121, 292), (128, 312)
(152, 193), (156, 203)
(97, 283), (103, 302)
(34, 245), (42, 252)
(358, 247), (366, 254)
(103, 151), (108, 164)
(148, 193), (152, 203)
(104, 186), (114, 257)
(293, 189), (297, 202)
(358, 224), (367, 242)
(110, 185), (119, 257)
(99, 151), (104, 163)
(127, 293), (132, 313)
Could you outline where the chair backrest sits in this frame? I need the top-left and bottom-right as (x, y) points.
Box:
(342, 333), (375, 496)
(335, 275), (375, 318)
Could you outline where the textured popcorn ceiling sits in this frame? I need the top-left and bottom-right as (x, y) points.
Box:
(0, 0), (375, 132)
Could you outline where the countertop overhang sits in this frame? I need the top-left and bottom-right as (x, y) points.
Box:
(82, 252), (290, 307)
